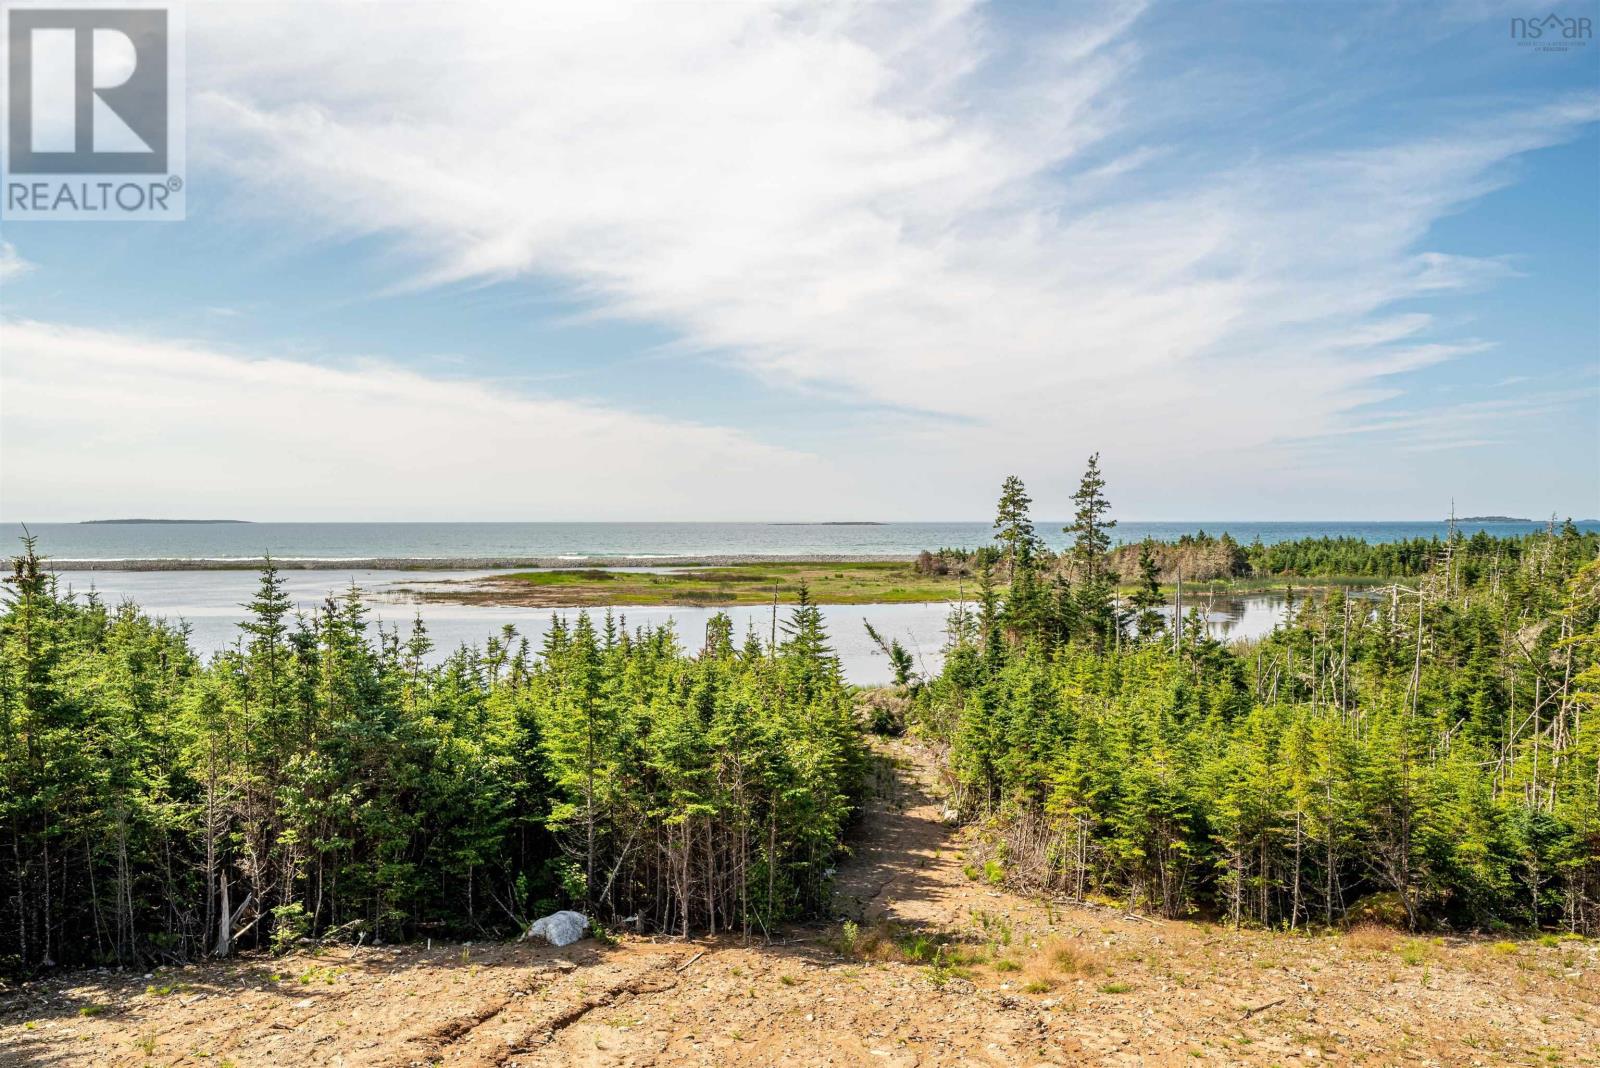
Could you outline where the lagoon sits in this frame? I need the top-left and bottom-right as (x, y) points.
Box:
(47, 568), (1299, 685)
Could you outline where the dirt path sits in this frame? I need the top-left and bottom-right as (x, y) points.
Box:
(831, 740), (965, 928)
(3, 742), (1597, 1067)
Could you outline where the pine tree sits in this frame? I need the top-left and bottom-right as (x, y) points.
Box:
(994, 475), (1039, 575)
(1067, 453), (1117, 646)
(1130, 538), (1165, 640)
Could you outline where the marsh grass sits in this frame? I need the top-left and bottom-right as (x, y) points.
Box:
(493, 561), (978, 607)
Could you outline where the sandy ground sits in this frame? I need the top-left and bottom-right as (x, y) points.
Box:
(3, 742), (1596, 1067)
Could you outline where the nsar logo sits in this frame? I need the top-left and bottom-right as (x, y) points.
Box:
(1510, 12), (1593, 51)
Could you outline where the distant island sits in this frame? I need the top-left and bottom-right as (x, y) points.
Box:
(81, 518), (252, 525)
(1457, 515), (1532, 523)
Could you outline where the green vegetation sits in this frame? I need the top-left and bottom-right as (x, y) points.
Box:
(424, 529), (1582, 611)
(4, 462), (1596, 977)
(910, 463), (1600, 934)
(475, 561), (973, 606)
(923, 525), (1591, 592)
(0, 542), (864, 971)
(831, 919), (983, 984)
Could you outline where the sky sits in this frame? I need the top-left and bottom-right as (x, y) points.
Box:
(0, 0), (1597, 522)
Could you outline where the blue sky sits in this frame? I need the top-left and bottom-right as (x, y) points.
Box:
(1, 0), (1596, 521)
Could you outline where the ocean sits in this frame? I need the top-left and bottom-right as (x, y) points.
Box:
(13, 519), (1587, 684)
(9, 518), (1589, 565)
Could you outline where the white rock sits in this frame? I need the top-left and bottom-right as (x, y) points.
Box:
(522, 910), (589, 947)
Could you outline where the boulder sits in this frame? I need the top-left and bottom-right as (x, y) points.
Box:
(522, 910), (589, 947)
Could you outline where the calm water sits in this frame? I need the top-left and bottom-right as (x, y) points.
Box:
(21, 517), (1573, 683)
(49, 569), (1299, 685)
(13, 519), (1591, 563)
(50, 568), (958, 684)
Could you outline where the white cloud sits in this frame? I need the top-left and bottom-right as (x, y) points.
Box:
(2, 1), (1591, 519)
(167, 0), (1596, 516)
(0, 242), (33, 284)
(0, 319), (834, 521)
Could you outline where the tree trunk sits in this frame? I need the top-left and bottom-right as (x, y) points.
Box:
(214, 872), (239, 957)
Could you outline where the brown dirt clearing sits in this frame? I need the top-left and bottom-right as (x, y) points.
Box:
(3, 742), (1595, 1067)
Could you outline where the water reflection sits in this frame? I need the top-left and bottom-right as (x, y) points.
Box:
(49, 569), (956, 685)
(47, 569), (1308, 686)
(1156, 591), (1294, 640)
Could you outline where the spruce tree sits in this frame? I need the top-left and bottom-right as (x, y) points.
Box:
(1067, 453), (1117, 646)
(1130, 537), (1165, 640)
(994, 475), (1039, 575)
